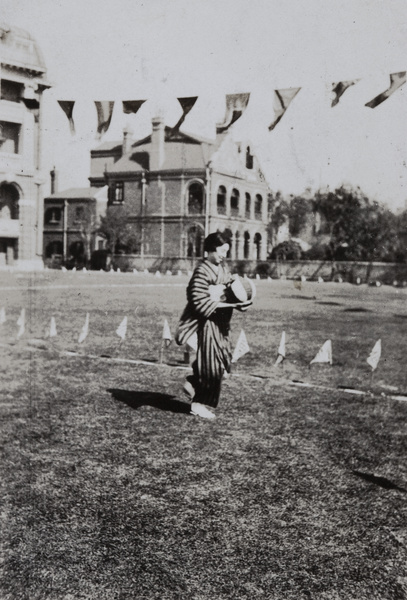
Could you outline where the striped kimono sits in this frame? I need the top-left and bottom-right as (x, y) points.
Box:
(176, 259), (234, 408)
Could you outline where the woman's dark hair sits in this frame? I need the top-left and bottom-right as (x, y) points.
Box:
(204, 232), (227, 253)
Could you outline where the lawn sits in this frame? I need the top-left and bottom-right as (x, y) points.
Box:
(0, 271), (406, 599)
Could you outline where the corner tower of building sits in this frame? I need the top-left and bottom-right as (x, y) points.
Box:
(0, 23), (51, 269)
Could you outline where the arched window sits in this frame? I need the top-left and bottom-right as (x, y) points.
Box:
(230, 188), (240, 217)
(235, 230), (240, 259)
(245, 193), (251, 219)
(222, 228), (233, 258)
(255, 194), (263, 219)
(45, 241), (63, 258)
(244, 231), (250, 259)
(217, 185), (226, 215)
(187, 182), (204, 215)
(254, 233), (262, 260)
(0, 183), (19, 220)
(69, 241), (84, 259)
(187, 224), (204, 258)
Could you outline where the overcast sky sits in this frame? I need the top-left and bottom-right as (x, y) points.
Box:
(2, 0), (407, 210)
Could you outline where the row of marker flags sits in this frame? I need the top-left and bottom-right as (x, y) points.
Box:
(1, 307), (382, 372)
(54, 72), (406, 138)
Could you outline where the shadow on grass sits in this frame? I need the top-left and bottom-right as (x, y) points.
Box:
(352, 470), (407, 493)
(108, 388), (191, 414)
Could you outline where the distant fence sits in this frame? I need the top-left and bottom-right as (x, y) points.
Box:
(110, 255), (407, 284)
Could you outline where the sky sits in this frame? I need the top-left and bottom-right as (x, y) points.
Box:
(2, 0), (407, 210)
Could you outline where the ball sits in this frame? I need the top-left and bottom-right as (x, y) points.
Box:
(224, 276), (256, 303)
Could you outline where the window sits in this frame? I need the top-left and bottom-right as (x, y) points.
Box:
(246, 146), (253, 169)
(0, 79), (24, 103)
(245, 193), (251, 219)
(0, 121), (21, 154)
(217, 186), (226, 215)
(254, 233), (262, 260)
(244, 231), (250, 259)
(255, 194), (263, 219)
(187, 224), (204, 258)
(0, 184), (19, 219)
(45, 207), (62, 225)
(110, 182), (124, 204)
(187, 182), (204, 215)
(74, 206), (84, 222)
(230, 189), (240, 217)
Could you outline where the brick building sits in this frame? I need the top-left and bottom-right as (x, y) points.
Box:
(89, 116), (270, 261)
(43, 185), (108, 267)
(0, 23), (51, 268)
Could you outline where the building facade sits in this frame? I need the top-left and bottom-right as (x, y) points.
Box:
(43, 186), (108, 267)
(89, 117), (270, 261)
(0, 24), (51, 268)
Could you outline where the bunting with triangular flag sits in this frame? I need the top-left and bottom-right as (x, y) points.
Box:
(366, 339), (381, 371)
(232, 329), (250, 363)
(116, 316), (128, 341)
(94, 101), (114, 138)
(310, 340), (332, 365)
(57, 100), (76, 134)
(122, 99), (146, 115)
(16, 308), (25, 339)
(269, 87), (301, 131)
(331, 80), (360, 107)
(216, 93), (250, 133)
(365, 72), (406, 108)
(0, 307), (6, 324)
(274, 331), (286, 366)
(78, 313), (90, 344)
(171, 96), (198, 133)
(162, 319), (172, 347)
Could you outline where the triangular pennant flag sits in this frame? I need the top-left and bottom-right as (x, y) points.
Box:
(0, 307), (6, 324)
(171, 96), (198, 133)
(274, 331), (286, 366)
(57, 100), (76, 134)
(365, 72), (406, 108)
(331, 80), (360, 107)
(162, 319), (172, 347)
(216, 93), (250, 133)
(94, 101), (115, 138)
(122, 99), (146, 115)
(186, 332), (198, 352)
(268, 87), (301, 131)
(366, 339), (381, 371)
(232, 329), (250, 363)
(310, 340), (332, 365)
(116, 316), (128, 341)
(78, 313), (90, 344)
(16, 308), (25, 339)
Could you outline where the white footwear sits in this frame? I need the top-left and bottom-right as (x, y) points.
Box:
(190, 402), (216, 420)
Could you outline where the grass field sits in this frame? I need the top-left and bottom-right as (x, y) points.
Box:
(1, 270), (406, 599)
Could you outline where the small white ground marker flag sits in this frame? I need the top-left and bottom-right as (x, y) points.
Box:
(17, 309), (25, 338)
(274, 331), (286, 366)
(232, 329), (250, 363)
(310, 340), (332, 365)
(162, 319), (172, 347)
(47, 316), (57, 338)
(78, 313), (90, 344)
(186, 331), (198, 352)
(366, 339), (381, 371)
(116, 316), (128, 341)
(0, 307), (6, 324)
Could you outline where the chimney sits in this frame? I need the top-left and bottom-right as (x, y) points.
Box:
(50, 167), (58, 194)
(122, 126), (133, 155)
(150, 116), (165, 171)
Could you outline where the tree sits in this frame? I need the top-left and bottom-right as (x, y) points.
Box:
(288, 194), (313, 237)
(98, 204), (139, 255)
(77, 204), (98, 267)
(267, 191), (290, 247)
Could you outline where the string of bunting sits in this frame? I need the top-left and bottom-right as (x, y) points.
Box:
(53, 71), (406, 138)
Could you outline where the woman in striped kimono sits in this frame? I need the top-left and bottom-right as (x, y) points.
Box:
(176, 232), (249, 419)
